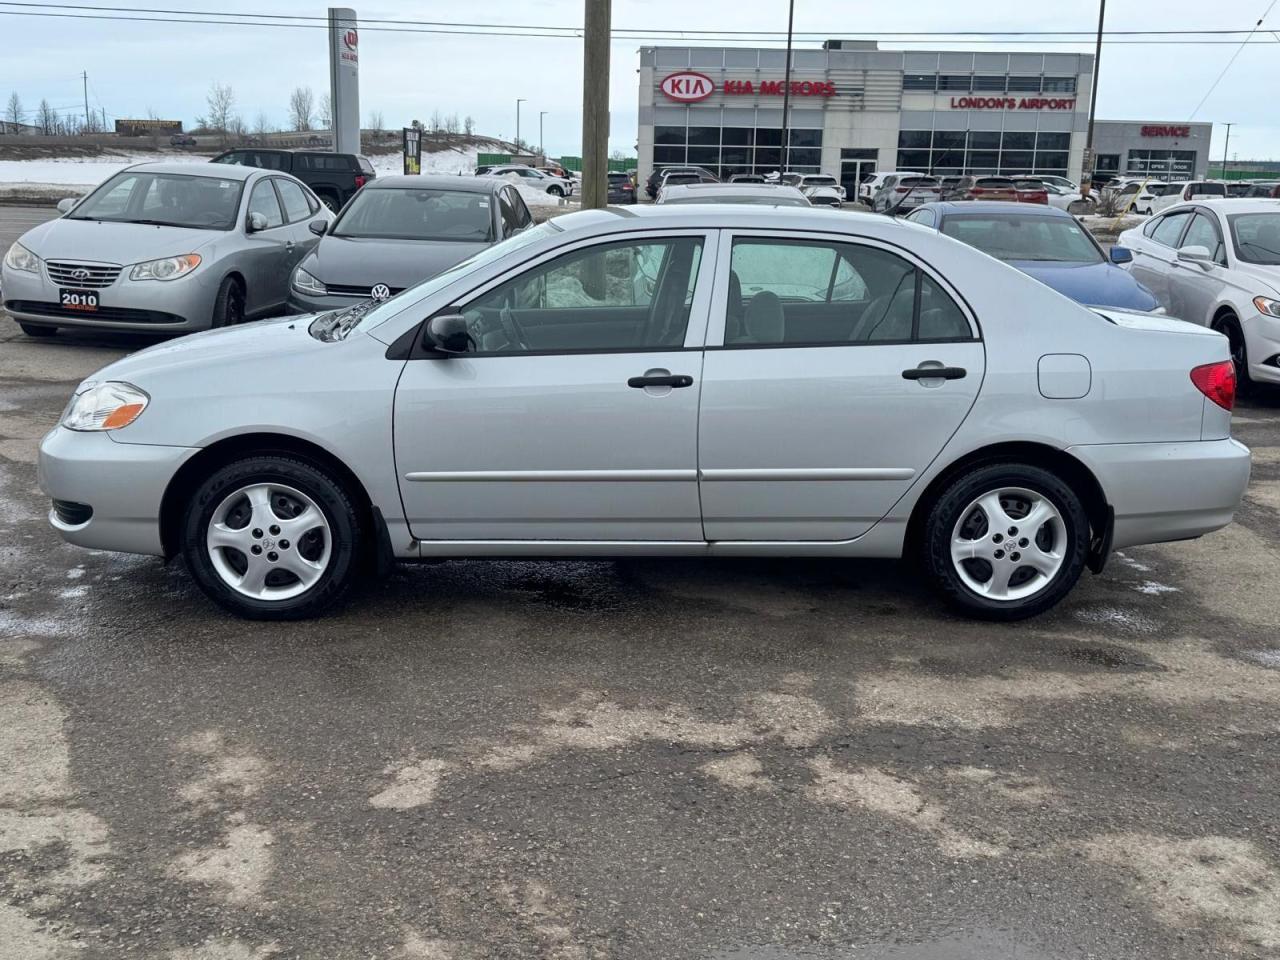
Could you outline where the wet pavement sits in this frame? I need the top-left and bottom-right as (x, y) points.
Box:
(3, 205), (1280, 959)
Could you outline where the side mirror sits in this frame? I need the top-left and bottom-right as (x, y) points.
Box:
(246, 211), (269, 233)
(1176, 245), (1214, 268)
(1109, 246), (1133, 265)
(56, 197), (78, 214)
(308, 219), (328, 236)
(425, 313), (472, 354)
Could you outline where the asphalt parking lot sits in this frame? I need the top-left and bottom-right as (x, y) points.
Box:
(3, 205), (1280, 960)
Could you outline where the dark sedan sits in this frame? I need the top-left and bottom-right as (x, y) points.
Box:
(287, 175), (534, 314)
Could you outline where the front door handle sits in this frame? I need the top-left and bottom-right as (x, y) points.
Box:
(902, 365), (966, 381)
(628, 374), (693, 388)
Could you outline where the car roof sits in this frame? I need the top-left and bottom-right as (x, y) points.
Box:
(1173, 198), (1280, 215)
(370, 174), (502, 193)
(544, 206), (906, 240)
(913, 200), (1071, 217)
(125, 161), (260, 180)
(660, 183), (806, 199)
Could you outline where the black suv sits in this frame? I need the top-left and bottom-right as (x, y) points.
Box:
(210, 148), (376, 211)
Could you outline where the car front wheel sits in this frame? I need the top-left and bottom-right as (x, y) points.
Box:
(211, 277), (245, 328)
(548, 185), (564, 197)
(182, 456), (363, 620)
(1215, 314), (1254, 397)
(924, 463), (1089, 620)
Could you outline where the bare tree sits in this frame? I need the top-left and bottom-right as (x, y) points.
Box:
(37, 98), (56, 135)
(5, 91), (23, 132)
(367, 109), (384, 132)
(288, 86), (314, 131)
(228, 114), (247, 143)
(205, 82), (235, 143)
(444, 112), (460, 135)
(463, 114), (475, 136)
(319, 93), (333, 131)
(428, 109), (442, 133)
(254, 111), (272, 136)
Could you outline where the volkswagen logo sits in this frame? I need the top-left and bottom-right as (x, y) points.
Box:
(70, 268), (91, 281)
(370, 283), (391, 302)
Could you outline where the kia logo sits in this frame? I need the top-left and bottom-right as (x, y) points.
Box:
(370, 283), (391, 301)
(71, 268), (91, 281)
(660, 71), (714, 103)
(343, 29), (358, 50)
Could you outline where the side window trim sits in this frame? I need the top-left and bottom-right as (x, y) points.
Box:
(704, 229), (980, 349)
(408, 229), (720, 359)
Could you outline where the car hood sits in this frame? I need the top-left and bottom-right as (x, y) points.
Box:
(1006, 258), (1159, 311)
(19, 217), (223, 265)
(302, 235), (485, 288)
(86, 314), (326, 387)
(1225, 260), (1280, 297)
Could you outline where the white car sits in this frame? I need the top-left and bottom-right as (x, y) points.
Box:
(481, 164), (574, 198)
(1144, 180), (1228, 215)
(1043, 182), (1096, 213)
(655, 183), (810, 206)
(1119, 198), (1280, 390)
(1037, 175), (1079, 192)
(859, 171), (920, 206)
(794, 174), (844, 207)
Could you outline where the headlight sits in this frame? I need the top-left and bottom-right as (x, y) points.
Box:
(61, 381), (149, 431)
(1253, 296), (1280, 318)
(292, 266), (327, 296)
(3, 241), (41, 274)
(129, 254), (201, 281)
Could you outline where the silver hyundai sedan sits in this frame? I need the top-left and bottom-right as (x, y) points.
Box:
(2, 162), (332, 336)
(37, 206), (1251, 621)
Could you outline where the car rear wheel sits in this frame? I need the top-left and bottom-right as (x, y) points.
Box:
(211, 277), (245, 328)
(924, 463), (1089, 620)
(547, 185), (564, 197)
(182, 456), (363, 620)
(19, 322), (57, 337)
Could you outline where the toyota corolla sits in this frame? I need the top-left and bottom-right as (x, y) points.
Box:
(38, 206), (1250, 621)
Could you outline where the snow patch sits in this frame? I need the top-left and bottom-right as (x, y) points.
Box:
(1134, 581), (1179, 595)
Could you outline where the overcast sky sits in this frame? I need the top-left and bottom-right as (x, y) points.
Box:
(5, 0), (1279, 160)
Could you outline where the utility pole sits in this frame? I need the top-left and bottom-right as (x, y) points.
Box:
(581, 0), (611, 209)
(515, 98), (526, 153)
(1221, 122), (1233, 179)
(779, 0), (796, 175)
(1081, 0), (1105, 197)
(540, 110), (548, 161)
(82, 71), (90, 130)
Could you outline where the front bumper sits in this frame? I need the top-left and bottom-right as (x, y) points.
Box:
(2, 260), (219, 333)
(38, 426), (200, 556)
(1067, 438), (1251, 550)
(1244, 311), (1280, 384)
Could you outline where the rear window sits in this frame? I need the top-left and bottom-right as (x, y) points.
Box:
(975, 177), (1014, 188)
(1012, 179), (1045, 189)
(901, 177), (938, 187)
(1189, 182), (1226, 196)
(357, 156), (375, 176)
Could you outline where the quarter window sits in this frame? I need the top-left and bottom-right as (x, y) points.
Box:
(456, 237), (704, 354)
(247, 180), (284, 228)
(724, 239), (971, 346)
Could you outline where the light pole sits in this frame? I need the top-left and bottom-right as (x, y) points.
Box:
(540, 110), (548, 161)
(1082, 0), (1106, 197)
(779, 0), (796, 175)
(515, 98), (527, 153)
(1221, 122), (1234, 179)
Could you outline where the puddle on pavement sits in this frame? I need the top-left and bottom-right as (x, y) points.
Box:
(712, 930), (1056, 959)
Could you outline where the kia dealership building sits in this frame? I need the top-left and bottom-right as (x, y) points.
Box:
(637, 41), (1212, 192)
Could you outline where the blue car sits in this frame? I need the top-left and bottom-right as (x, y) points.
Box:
(903, 201), (1159, 312)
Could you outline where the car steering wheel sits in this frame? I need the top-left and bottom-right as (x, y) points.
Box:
(498, 306), (530, 352)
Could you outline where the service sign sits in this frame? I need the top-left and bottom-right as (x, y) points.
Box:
(1141, 125), (1191, 138)
(660, 71), (714, 102)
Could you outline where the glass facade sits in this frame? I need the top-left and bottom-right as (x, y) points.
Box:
(901, 74), (1077, 94)
(895, 130), (1070, 177)
(654, 125), (824, 178)
(1126, 149), (1197, 178)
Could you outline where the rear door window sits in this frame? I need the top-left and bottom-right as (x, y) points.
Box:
(274, 178), (313, 223)
(1180, 212), (1226, 263)
(1151, 211), (1192, 247)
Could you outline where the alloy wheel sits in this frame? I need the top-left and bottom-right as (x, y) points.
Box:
(949, 486), (1065, 601)
(205, 482), (331, 600)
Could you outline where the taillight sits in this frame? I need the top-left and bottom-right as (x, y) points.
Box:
(971, 187), (985, 195)
(1190, 360), (1236, 411)
(895, 186), (909, 192)
(354, 175), (367, 189)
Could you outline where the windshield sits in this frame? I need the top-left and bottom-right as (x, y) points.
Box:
(309, 221), (558, 342)
(332, 187), (494, 242)
(1228, 213), (1280, 264)
(68, 171), (244, 230)
(942, 213), (1103, 264)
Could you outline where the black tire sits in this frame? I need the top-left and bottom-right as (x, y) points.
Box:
(19, 322), (57, 337)
(319, 193), (340, 212)
(548, 186), (564, 198)
(1214, 314), (1255, 398)
(923, 462), (1090, 621)
(211, 276), (245, 328)
(181, 456), (363, 620)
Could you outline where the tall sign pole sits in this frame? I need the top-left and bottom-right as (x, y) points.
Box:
(328, 7), (360, 155)
(1081, 0), (1105, 197)
(1221, 122), (1233, 178)
(581, 0), (611, 209)
(779, 0), (796, 175)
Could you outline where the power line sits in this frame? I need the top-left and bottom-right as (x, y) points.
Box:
(1189, 0), (1280, 118)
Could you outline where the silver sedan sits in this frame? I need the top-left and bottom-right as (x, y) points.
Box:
(38, 206), (1250, 620)
(2, 161), (332, 336)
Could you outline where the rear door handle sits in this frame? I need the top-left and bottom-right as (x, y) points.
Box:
(902, 365), (966, 381)
(628, 374), (693, 388)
